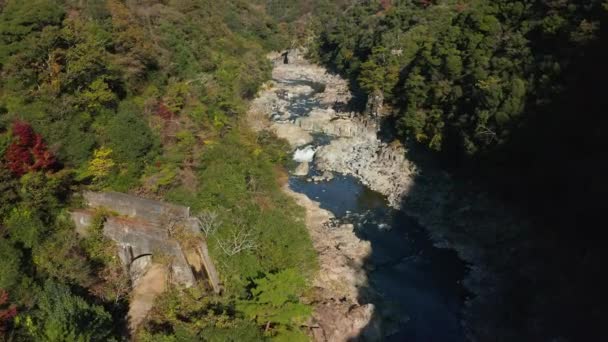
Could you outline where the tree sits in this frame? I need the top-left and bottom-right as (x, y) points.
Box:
(358, 60), (385, 93)
(216, 223), (257, 256)
(60, 17), (115, 94)
(106, 108), (158, 164)
(87, 147), (115, 182)
(4, 121), (55, 176)
(237, 269), (311, 338)
(0, 289), (17, 339)
(18, 171), (65, 216)
(77, 77), (118, 111)
(105, 0), (155, 87)
(0, 0), (64, 64)
(0, 133), (9, 157)
(0, 164), (19, 218)
(19, 280), (113, 342)
(195, 210), (221, 237)
(33, 227), (95, 288)
(4, 207), (45, 249)
(0, 239), (21, 291)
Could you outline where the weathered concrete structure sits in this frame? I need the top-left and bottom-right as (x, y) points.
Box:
(71, 191), (221, 293)
(84, 191), (190, 222)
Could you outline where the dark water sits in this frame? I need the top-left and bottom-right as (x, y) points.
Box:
(272, 72), (468, 341)
(290, 172), (468, 341)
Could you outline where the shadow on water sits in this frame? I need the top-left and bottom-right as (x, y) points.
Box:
(290, 169), (469, 341)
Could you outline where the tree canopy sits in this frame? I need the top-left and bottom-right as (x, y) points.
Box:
(0, 1), (314, 340)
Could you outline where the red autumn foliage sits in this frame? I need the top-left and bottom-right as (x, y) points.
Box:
(4, 120), (55, 176)
(156, 101), (175, 121)
(0, 289), (17, 336)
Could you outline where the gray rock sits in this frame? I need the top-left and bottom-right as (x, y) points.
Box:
(315, 137), (415, 208)
(294, 162), (310, 176)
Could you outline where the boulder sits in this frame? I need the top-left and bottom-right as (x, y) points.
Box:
(270, 123), (313, 148)
(294, 162), (310, 176)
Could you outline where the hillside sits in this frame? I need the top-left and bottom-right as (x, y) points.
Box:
(0, 1), (316, 340)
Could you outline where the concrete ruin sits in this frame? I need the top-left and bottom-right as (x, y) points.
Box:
(71, 191), (222, 294)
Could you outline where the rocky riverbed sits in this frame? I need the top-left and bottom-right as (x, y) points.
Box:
(249, 53), (415, 208)
(249, 53), (381, 340)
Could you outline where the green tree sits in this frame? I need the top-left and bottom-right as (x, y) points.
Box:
(106, 107), (158, 165)
(4, 207), (45, 249)
(237, 269), (311, 339)
(18, 172), (65, 217)
(77, 77), (118, 111)
(0, 239), (21, 291)
(87, 146), (116, 182)
(33, 227), (95, 288)
(19, 280), (113, 342)
(0, 164), (19, 218)
(0, 0), (64, 64)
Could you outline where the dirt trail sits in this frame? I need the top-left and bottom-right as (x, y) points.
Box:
(128, 264), (167, 333)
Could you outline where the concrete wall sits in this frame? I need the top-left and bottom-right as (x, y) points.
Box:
(83, 191), (190, 223)
(72, 192), (221, 291)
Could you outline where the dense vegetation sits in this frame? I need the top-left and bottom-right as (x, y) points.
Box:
(304, 0), (608, 341)
(310, 0), (603, 156)
(2, 0), (606, 341)
(0, 0), (316, 340)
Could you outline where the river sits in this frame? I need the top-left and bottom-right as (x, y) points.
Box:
(252, 57), (469, 341)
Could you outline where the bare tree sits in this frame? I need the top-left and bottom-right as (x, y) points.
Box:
(477, 124), (498, 144)
(215, 224), (257, 256)
(195, 210), (221, 237)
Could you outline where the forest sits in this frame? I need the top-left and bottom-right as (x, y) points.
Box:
(305, 0), (607, 341)
(1, 0), (607, 341)
(308, 0), (607, 232)
(0, 0), (316, 340)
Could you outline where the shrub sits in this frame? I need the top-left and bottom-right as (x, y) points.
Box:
(4, 121), (55, 176)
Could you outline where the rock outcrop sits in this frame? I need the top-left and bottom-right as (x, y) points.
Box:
(293, 162), (310, 176)
(315, 137), (415, 208)
(294, 109), (372, 138)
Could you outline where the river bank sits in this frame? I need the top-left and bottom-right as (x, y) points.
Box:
(282, 186), (380, 341)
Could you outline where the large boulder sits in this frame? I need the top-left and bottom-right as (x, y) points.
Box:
(294, 162), (310, 176)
